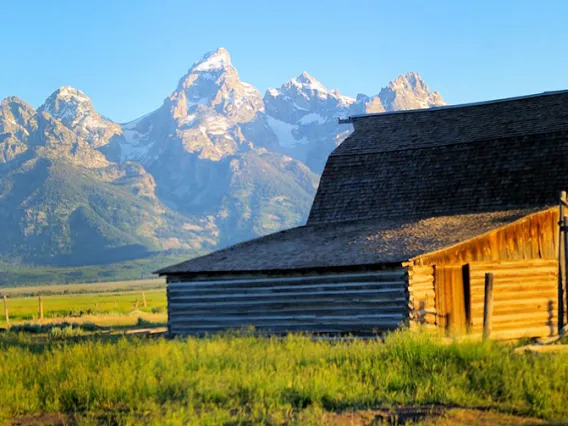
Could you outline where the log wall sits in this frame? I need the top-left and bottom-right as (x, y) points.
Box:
(406, 208), (563, 339)
(167, 269), (409, 336)
(467, 260), (558, 340)
(407, 265), (436, 326)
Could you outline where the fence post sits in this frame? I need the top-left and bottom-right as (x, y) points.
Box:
(564, 216), (568, 332)
(3, 295), (8, 327)
(142, 292), (147, 308)
(39, 296), (44, 321)
(559, 191), (567, 336)
(483, 273), (494, 341)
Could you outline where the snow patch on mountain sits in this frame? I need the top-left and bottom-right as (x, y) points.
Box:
(266, 116), (308, 147)
(299, 113), (325, 125)
(121, 126), (154, 162)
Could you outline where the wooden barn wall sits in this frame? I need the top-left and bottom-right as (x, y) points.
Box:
(407, 265), (436, 326)
(167, 269), (409, 336)
(467, 260), (558, 340)
(406, 209), (562, 339)
(412, 208), (558, 267)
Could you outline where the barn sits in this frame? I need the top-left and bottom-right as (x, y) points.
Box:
(157, 90), (568, 340)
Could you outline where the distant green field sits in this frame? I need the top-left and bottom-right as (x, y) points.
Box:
(0, 279), (167, 329)
(2, 289), (166, 324)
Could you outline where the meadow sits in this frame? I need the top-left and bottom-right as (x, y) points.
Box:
(0, 330), (567, 425)
(0, 279), (167, 327)
(0, 281), (567, 425)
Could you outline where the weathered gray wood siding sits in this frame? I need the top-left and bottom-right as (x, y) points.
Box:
(167, 269), (409, 336)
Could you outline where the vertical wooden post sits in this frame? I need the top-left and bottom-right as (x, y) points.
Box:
(3, 295), (9, 327)
(445, 313), (451, 337)
(142, 292), (147, 308)
(564, 216), (568, 332)
(559, 191), (567, 336)
(38, 296), (44, 321)
(483, 273), (494, 341)
(134, 299), (139, 310)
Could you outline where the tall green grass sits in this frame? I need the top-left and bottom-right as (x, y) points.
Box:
(0, 329), (566, 425)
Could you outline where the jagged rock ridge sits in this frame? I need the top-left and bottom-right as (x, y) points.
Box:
(0, 48), (445, 270)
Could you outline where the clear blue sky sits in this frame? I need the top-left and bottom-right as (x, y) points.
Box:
(2, 0), (567, 122)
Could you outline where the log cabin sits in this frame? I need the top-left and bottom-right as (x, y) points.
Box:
(157, 90), (568, 340)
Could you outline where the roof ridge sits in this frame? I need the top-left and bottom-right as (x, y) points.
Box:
(340, 89), (568, 122)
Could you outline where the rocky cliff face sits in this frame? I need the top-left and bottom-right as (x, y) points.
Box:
(378, 72), (445, 111)
(0, 48), (445, 268)
(39, 86), (121, 149)
(0, 96), (219, 266)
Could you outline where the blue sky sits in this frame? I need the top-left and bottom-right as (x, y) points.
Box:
(2, 0), (567, 122)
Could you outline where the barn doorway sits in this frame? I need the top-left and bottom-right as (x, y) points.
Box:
(434, 265), (470, 335)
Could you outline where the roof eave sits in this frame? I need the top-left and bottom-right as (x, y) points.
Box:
(407, 206), (557, 263)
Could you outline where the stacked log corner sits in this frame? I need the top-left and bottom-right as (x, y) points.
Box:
(406, 264), (436, 328)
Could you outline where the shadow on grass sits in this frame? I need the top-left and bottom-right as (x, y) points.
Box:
(8, 406), (557, 426)
(319, 405), (556, 426)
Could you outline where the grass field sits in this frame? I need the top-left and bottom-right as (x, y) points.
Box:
(0, 279), (167, 328)
(0, 281), (567, 425)
(0, 329), (567, 425)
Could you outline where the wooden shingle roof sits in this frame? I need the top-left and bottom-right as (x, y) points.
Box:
(157, 208), (547, 275)
(335, 90), (568, 155)
(309, 90), (568, 225)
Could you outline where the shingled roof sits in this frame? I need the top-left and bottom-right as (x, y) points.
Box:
(157, 207), (548, 275)
(159, 90), (568, 275)
(335, 90), (568, 155)
(309, 90), (568, 225)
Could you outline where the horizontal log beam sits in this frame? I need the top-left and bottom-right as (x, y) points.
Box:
(168, 288), (406, 303)
(169, 296), (408, 310)
(168, 281), (406, 296)
(168, 271), (407, 289)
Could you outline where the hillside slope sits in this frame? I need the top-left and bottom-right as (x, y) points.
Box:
(0, 48), (445, 278)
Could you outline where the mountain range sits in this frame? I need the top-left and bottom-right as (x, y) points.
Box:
(0, 48), (446, 276)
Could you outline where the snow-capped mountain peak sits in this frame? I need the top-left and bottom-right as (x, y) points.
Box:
(54, 86), (91, 102)
(291, 71), (329, 93)
(379, 72), (446, 111)
(264, 72), (355, 129)
(168, 47), (263, 125)
(119, 48), (266, 164)
(39, 86), (94, 121)
(192, 47), (232, 72)
(38, 86), (120, 148)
